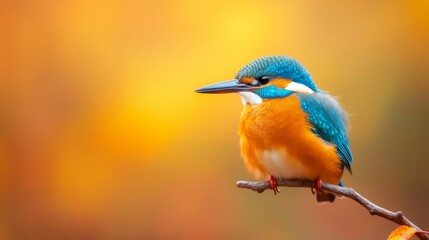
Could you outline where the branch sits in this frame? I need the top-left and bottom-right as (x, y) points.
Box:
(236, 178), (429, 240)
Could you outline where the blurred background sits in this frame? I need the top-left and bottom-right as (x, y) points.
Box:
(1, 1), (429, 239)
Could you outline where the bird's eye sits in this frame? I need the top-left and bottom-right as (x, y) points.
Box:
(257, 76), (270, 85)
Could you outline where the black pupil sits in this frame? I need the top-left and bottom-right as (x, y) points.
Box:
(257, 76), (269, 85)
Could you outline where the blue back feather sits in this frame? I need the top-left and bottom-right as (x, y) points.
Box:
(297, 92), (353, 173)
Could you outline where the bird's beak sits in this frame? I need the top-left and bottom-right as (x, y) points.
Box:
(195, 79), (254, 94)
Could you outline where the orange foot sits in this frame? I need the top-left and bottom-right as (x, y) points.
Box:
(269, 176), (280, 195)
(311, 177), (323, 194)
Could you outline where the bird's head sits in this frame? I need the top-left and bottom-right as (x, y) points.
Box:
(196, 56), (318, 104)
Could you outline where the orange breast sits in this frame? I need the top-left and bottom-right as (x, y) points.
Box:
(239, 95), (343, 184)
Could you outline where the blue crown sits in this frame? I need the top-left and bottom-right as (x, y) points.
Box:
(235, 56), (318, 92)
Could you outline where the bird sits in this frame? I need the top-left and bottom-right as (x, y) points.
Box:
(195, 56), (352, 202)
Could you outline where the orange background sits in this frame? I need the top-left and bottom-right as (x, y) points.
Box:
(1, 1), (429, 239)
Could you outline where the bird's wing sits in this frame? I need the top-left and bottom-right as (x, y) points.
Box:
(297, 92), (353, 173)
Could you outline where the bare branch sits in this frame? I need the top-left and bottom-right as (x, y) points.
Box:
(236, 178), (429, 240)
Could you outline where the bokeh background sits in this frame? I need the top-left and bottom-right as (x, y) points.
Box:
(1, 1), (429, 239)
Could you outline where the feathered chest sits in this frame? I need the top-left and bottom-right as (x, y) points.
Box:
(238, 94), (343, 182)
(239, 95), (309, 148)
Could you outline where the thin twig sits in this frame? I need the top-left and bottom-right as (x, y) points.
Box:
(236, 178), (429, 240)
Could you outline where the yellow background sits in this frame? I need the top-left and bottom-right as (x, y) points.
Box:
(1, 1), (429, 239)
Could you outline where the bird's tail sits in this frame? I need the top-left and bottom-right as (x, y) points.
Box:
(316, 192), (336, 203)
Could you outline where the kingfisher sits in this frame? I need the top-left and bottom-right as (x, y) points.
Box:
(195, 56), (352, 202)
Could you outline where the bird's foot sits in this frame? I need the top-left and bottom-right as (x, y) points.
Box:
(269, 176), (280, 195)
(311, 177), (323, 194)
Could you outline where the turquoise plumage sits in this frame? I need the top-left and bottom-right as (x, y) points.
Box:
(298, 92), (353, 173)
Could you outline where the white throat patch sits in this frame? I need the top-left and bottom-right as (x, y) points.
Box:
(236, 92), (262, 105)
(285, 82), (314, 94)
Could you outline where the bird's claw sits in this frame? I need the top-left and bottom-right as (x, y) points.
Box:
(311, 177), (323, 194)
(269, 176), (280, 195)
